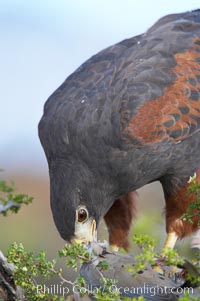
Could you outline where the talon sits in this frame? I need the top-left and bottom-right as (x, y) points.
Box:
(110, 244), (119, 252)
(153, 264), (164, 274)
(162, 232), (178, 255)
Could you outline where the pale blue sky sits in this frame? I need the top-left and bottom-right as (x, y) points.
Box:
(1, 0), (200, 174)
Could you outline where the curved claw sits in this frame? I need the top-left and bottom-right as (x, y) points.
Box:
(162, 232), (178, 255)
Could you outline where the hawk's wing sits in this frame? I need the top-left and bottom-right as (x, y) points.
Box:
(117, 10), (200, 144)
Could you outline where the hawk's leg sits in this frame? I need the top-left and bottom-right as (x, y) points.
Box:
(162, 169), (200, 253)
(104, 191), (137, 251)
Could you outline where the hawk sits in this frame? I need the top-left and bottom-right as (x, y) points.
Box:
(39, 10), (200, 252)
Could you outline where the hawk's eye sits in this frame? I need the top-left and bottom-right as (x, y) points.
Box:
(77, 207), (88, 223)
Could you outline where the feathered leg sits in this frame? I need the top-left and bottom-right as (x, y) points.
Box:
(104, 191), (137, 251)
(162, 169), (200, 253)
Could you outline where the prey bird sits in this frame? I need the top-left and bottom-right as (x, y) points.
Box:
(39, 10), (200, 252)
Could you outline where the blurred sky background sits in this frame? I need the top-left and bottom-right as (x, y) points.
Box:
(1, 0), (200, 260)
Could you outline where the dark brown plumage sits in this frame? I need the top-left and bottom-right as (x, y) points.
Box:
(38, 10), (200, 251)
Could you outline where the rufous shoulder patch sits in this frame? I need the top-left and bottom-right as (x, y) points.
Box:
(124, 38), (200, 143)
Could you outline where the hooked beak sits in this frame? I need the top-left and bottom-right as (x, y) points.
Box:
(71, 218), (97, 245)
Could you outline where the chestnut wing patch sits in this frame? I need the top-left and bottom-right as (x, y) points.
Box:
(125, 39), (200, 143)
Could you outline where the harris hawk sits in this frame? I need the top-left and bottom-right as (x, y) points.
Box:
(39, 10), (200, 252)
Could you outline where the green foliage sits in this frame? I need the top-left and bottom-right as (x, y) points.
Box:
(132, 234), (157, 273)
(96, 260), (111, 271)
(59, 243), (92, 272)
(132, 234), (157, 249)
(0, 179), (33, 216)
(186, 272), (200, 286)
(179, 292), (199, 301)
(181, 173), (200, 226)
(91, 277), (120, 301)
(6, 237), (200, 301)
(162, 248), (184, 266)
(6, 242), (147, 301)
(7, 242), (64, 301)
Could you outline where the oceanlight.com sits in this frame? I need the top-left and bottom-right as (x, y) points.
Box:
(36, 283), (194, 297)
